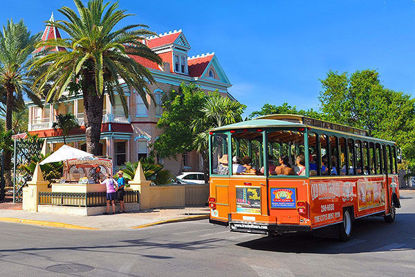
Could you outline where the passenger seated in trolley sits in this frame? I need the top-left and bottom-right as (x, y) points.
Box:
(293, 154), (306, 176)
(260, 155), (277, 175)
(275, 155), (295, 175)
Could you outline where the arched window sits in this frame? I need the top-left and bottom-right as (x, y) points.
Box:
(154, 89), (163, 117)
(208, 69), (215, 78)
(137, 140), (148, 161)
(136, 95), (148, 117)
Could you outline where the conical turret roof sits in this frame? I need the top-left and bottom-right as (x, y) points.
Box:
(34, 13), (66, 54)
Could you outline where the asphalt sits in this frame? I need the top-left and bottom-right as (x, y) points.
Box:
(0, 190), (413, 276)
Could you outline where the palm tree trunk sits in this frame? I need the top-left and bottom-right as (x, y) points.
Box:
(2, 85), (14, 201)
(81, 67), (104, 156)
(83, 92), (104, 155)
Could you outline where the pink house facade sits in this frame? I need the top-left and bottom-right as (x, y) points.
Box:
(27, 16), (233, 175)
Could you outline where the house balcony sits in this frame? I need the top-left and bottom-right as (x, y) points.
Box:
(30, 118), (53, 131)
(29, 113), (130, 132)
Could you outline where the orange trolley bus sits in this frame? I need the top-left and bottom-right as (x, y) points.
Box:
(208, 114), (401, 240)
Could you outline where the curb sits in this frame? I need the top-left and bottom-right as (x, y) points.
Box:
(131, 214), (209, 229)
(0, 217), (98, 230)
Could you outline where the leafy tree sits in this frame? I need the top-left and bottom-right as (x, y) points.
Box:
(0, 127), (12, 201)
(249, 102), (322, 119)
(31, 0), (161, 155)
(52, 113), (80, 144)
(0, 108), (29, 134)
(0, 19), (41, 189)
(319, 70), (415, 169)
(154, 83), (246, 176)
(153, 84), (206, 158)
(193, 93), (246, 174)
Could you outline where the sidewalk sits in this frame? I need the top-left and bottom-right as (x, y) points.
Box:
(0, 207), (210, 230)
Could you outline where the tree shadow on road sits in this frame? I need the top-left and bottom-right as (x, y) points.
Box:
(237, 213), (415, 254)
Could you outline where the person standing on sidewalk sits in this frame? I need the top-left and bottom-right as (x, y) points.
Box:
(116, 171), (126, 213)
(101, 174), (117, 214)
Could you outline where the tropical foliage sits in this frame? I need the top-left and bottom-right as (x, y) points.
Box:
(154, 84), (206, 158)
(52, 113), (79, 144)
(117, 157), (171, 185)
(30, 0), (162, 155)
(319, 70), (415, 169)
(18, 153), (63, 185)
(154, 83), (246, 175)
(0, 19), (41, 188)
(249, 102), (322, 119)
(250, 69), (415, 171)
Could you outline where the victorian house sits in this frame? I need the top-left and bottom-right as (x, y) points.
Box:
(26, 15), (233, 174)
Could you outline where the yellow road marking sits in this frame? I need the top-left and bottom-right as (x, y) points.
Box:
(0, 217), (98, 230)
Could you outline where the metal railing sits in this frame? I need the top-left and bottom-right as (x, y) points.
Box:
(39, 191), (139, 207)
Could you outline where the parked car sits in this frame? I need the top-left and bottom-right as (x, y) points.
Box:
(175, 172), (206, 184)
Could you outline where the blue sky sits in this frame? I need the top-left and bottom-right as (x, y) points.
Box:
(2, 0), (415, 116)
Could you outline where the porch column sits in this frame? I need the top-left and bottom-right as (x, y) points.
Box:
(74, 100), (78, 117)
(126, 139), (131, 163)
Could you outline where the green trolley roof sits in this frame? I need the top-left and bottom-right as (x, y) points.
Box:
(211, 114), (396, 145)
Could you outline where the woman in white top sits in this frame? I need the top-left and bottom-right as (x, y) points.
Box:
(294, 154), (306, 176)
(232, 156), (246, 174)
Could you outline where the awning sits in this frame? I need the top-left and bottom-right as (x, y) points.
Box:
(40, 145), (94, 165)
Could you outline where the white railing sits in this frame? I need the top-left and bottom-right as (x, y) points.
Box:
(30, 118), (52, 131)
(102, 113), (130, 124)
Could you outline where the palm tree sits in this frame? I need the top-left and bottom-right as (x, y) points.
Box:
(31, 0), (162, 155)
(0, 19), (41, 190)
(0, 126), (13, 201)
(52, 113), (80, 144)
(193, 93), (246, 177)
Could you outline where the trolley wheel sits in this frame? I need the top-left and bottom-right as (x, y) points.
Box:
(384, 204), (396, 223)
(338, 209), (352, 241)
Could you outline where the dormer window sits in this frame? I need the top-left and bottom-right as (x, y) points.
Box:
(208, 69), (216, 79)
(181, 56), (186, 73)
(173, 54), (187, 74)
(174, 55), (179, 72)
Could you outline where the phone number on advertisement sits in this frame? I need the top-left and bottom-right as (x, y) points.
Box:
(314, 211), (341, 223)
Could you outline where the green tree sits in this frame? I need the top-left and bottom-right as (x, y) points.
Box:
(249, 102), (322, 119)
(52, 113), (80, 144)
(319, 69), (415, 169)
(153, 84), (206, 158)
(31, 0), (161, 155)
(0, 19), (41, 189)
(0, 127), (12, 201)
(193, 93), (246, 170)
(154, 84), (246, 176)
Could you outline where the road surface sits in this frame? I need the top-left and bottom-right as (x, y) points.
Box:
(0, 190), (414, 276)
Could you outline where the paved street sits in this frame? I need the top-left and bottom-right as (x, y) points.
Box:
(0, 190), (414, 277)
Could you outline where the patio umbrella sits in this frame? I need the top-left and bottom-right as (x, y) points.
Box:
(39, 145), (94, 165)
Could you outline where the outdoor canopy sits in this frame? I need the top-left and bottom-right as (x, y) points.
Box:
(39, 145), (94, 165)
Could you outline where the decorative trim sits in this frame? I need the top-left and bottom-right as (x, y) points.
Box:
(134, 134), (151, 142)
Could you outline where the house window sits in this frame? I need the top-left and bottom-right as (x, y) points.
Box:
(137, 140), (148, 161)
(115, 141), (126, 166)
(136, 95), (148, 117)
(174, 55), (179, 72)
(182, 153), (189, 167)
(208, 69), (215, 78)
(113, 96), (127, 117)
(181, 56), (186, 73)
(33, 107), (42, 123)
(155, 90), (163, 117)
